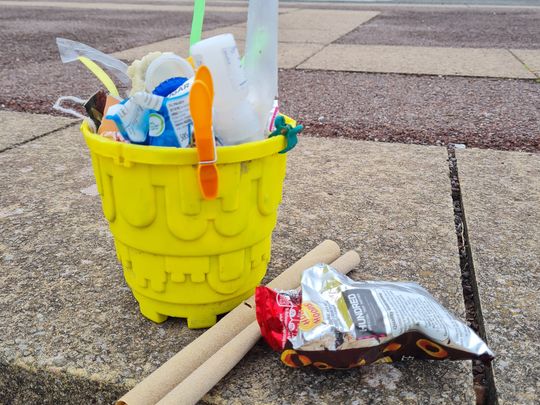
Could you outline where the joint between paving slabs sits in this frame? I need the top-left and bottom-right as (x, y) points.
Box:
(293, 17), (373, 69)
(507, 49), (539, 79)
(447, 145), (498, 405)
(0, 121), (78, 154)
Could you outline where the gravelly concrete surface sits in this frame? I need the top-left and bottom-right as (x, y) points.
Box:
(0, 126), (473, 403)
(0, 6), (244, 114)
(338, 8), (540, 49)
(456, 148), (540, 404)
(279, 69), (540, 152)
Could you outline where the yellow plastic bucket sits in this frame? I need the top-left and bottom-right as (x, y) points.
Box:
(81, 121), (289, 328)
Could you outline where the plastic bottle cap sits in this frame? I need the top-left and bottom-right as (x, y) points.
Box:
(145, 53), (195, 92)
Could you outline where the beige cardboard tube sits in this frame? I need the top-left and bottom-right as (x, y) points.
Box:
(117, 240), (341, 405)
(157, 250), (361, 405)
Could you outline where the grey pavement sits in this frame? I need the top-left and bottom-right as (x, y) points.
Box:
(298, 44), (535, 78)
(457, 148), (540, 404)
(0, 1), (539, 404)
(0, 118), (474, 403)
(0, 111), (74, 152)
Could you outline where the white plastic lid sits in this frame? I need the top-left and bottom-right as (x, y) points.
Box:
(144, 53), (195, 92)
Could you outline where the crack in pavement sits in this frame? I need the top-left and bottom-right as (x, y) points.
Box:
(507, 49), (539, 79)
(447, 145), (498, 405)
(0, 121), (79, 154)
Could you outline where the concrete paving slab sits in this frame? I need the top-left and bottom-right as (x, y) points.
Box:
(456, 148), (540, 404)
(511, 49), (540, 76)
(0, 129), (474, 403)
(113, 35), (323, 70)
(198, 23), (348, 45)
(279, 9), (379, 34)
(278, 28), (347, 45)
(299, 44), (536, 79)
(278, 43), (326, 69)
(0, 111), (74, 152)
(211, 137), (475, 404)
(113, 9), (378, 62)
(113, 36), (212, 61)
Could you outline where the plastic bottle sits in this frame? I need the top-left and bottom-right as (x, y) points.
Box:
(190, 34), (263, 145)
(244, 0), (278, 133)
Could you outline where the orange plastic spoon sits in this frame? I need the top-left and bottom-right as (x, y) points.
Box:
(190, 77), (218, 200)
(195, 65), (214, 99)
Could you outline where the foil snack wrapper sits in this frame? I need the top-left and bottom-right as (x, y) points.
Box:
(255, 264), (494, 369)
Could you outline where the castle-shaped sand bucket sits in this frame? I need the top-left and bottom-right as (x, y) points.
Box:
(81, 120), (289, 328)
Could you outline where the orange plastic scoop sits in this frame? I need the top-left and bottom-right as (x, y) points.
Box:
(190, 67), (218, 200)
(195, 65), (214, 99)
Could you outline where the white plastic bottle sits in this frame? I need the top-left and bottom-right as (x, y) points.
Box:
(190, 34), (264, 145)
(244, 0), (278, 133)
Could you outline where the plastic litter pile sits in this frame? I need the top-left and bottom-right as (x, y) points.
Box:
(54, 0), (302, 152)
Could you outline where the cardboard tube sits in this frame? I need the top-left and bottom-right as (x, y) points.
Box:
(157, 250), (361, 405)
(117, 240), (341, 405)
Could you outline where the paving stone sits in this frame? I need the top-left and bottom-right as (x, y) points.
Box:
(456, 148), (540, 404)
(113, 32), (324, 69)
(279, 9), (379, 36)
(207, 137), (474, 404)
(511, 49), (540, 76)
(299, 44), (536, 79)
(0, 129), (474, 403)
(278, 43), (325, 69)
(0, 111), (74, 151)
(112, 9), (377, 62)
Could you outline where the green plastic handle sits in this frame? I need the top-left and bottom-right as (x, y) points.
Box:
(190, 0), (206, 49)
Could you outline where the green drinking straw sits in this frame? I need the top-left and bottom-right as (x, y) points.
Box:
(190, 0), (206, 49)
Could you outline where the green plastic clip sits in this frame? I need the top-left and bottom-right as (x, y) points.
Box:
(269, 115), (302, 154)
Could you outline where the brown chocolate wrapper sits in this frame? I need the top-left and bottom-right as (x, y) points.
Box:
(280, 330), (493, 370)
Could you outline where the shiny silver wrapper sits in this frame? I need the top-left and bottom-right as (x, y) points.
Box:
(286, 264), (493, 359)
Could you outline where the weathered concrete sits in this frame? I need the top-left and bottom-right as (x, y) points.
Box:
(0, 128), (474, 403)
(299, 44), (536, 79)
(456, 148), (540, 404)
(0, 111), (74, 152)
(511, 49), (540, 76)
(114, 34), (324, 70)
(208, 137), (475, 404)
(112, 26), (242, 61)
(113, 10), (378, 64)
